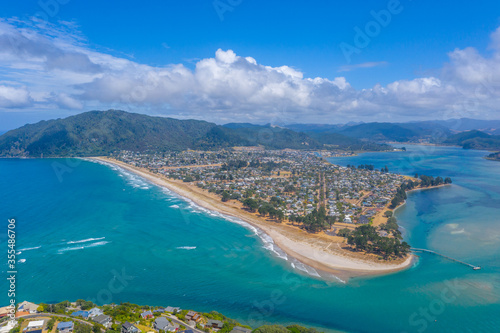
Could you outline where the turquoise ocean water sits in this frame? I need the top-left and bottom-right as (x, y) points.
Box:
(1, 145), (499, 332)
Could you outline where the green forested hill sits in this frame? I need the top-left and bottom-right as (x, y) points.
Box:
(444, 130), (500, 150)
(309, 132), (392, 151)
(1, 110), (392, 157)
(0, 110), (222, 157)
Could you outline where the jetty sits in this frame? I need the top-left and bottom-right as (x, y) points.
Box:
(411, 248), (481, 270)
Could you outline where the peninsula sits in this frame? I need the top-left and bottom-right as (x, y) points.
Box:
(91, 149), (450, 279)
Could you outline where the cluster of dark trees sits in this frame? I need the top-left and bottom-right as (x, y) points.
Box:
(357, 164), (375, 171)
(221, 160), (248, 171)
(221, 190), (241, 202)
(289, 206), (336, 232)
(380, 216), (403, 239)
(347, 225), (410, 259)
(346, 164), (375, 170)
(389, 174), (452, 209)
(389, 184), (408, 209)
(416, 174), (452, 187)
(258, 202), (285, 221)
(346, 164), (391, 172)
(242, 198), (285, 221)
(242, 198), (336, 231)
(36, 300), (95, 313)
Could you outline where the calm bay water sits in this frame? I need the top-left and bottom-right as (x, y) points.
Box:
(1, 145), (499, 332)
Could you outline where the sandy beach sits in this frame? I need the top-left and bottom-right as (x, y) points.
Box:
(90, 157), (414, 280)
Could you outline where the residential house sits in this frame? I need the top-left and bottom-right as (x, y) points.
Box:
(17, 301), (38, 314)
(141, 310), (153, 319)
(206, 320), (223, 329)
(153, 317), (177, 332)
(88, 308), (104, 318)
(121, 322), (139, 333)
(71, 311), (90, 319)
(184, 311), (200, 322)
(93, 315), (112, 328)
(57, 322), (74, 333)
(379, 230), (389, 237)
(0, 306), (11, 318)
(164, 307), (180, 314)
(27, 320), (44, 331)
(357, 215), (369, 224)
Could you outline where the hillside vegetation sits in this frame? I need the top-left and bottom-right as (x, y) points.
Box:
(0, 110), (389, 157)
(444, 130), (500, 150)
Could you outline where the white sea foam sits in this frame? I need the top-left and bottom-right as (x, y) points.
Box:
(91, 159), (152, 190)
(95, 158), (342, 281)
(158, 191), (341, 280)
(18, 259), (26, 263)
(18, 246), (41, 251)
(176, 246), (197, 250)
(67, 237), (105, 244)
(58, 241), (110, 253)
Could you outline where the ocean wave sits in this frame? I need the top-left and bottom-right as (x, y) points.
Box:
(176, 246), (196, 250)
(58, 241), (110, 253)
(18, 259), (26, 263)
(67, 237), (105, 244)
(96, 159), (341, 281)
(156, 188), (340, 280)
(18, 246), (41, 251)
(91, 159), (152, 190)
(291, 260), (321, 277)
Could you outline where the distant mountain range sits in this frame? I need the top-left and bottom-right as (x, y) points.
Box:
(286, 118), (500, 136)
(443, 130), (500, 150)
(284, 119), (500, 152)
(1, 110), (499, 157)
(0, 110), (388, 157)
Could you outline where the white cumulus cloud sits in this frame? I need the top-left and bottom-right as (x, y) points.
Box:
(0, 18), (500, 123)
(0, 85), (32, 108)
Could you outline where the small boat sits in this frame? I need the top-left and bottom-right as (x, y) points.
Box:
(473, 266), (481, 270)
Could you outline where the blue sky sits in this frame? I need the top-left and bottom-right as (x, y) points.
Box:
(1, 0), (500, 130)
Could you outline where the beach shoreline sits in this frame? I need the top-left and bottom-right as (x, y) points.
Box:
(90, 156), (415, 280)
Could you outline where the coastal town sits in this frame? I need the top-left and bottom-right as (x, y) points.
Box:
(109, 148), (451, 260)
(113, 149), (403, 225)
(0, 300), (314, 333)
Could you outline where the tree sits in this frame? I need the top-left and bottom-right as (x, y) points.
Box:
(221, 191), (231, 202)
(74, 323), (92, 333)
(47, 318), (57, 331)
(182, 176), (194, 183)
(242, 198), (259, 212)
(258, 205), (269, 216)
(384, 211), (393, 218)
(337, 228), (352, 237)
